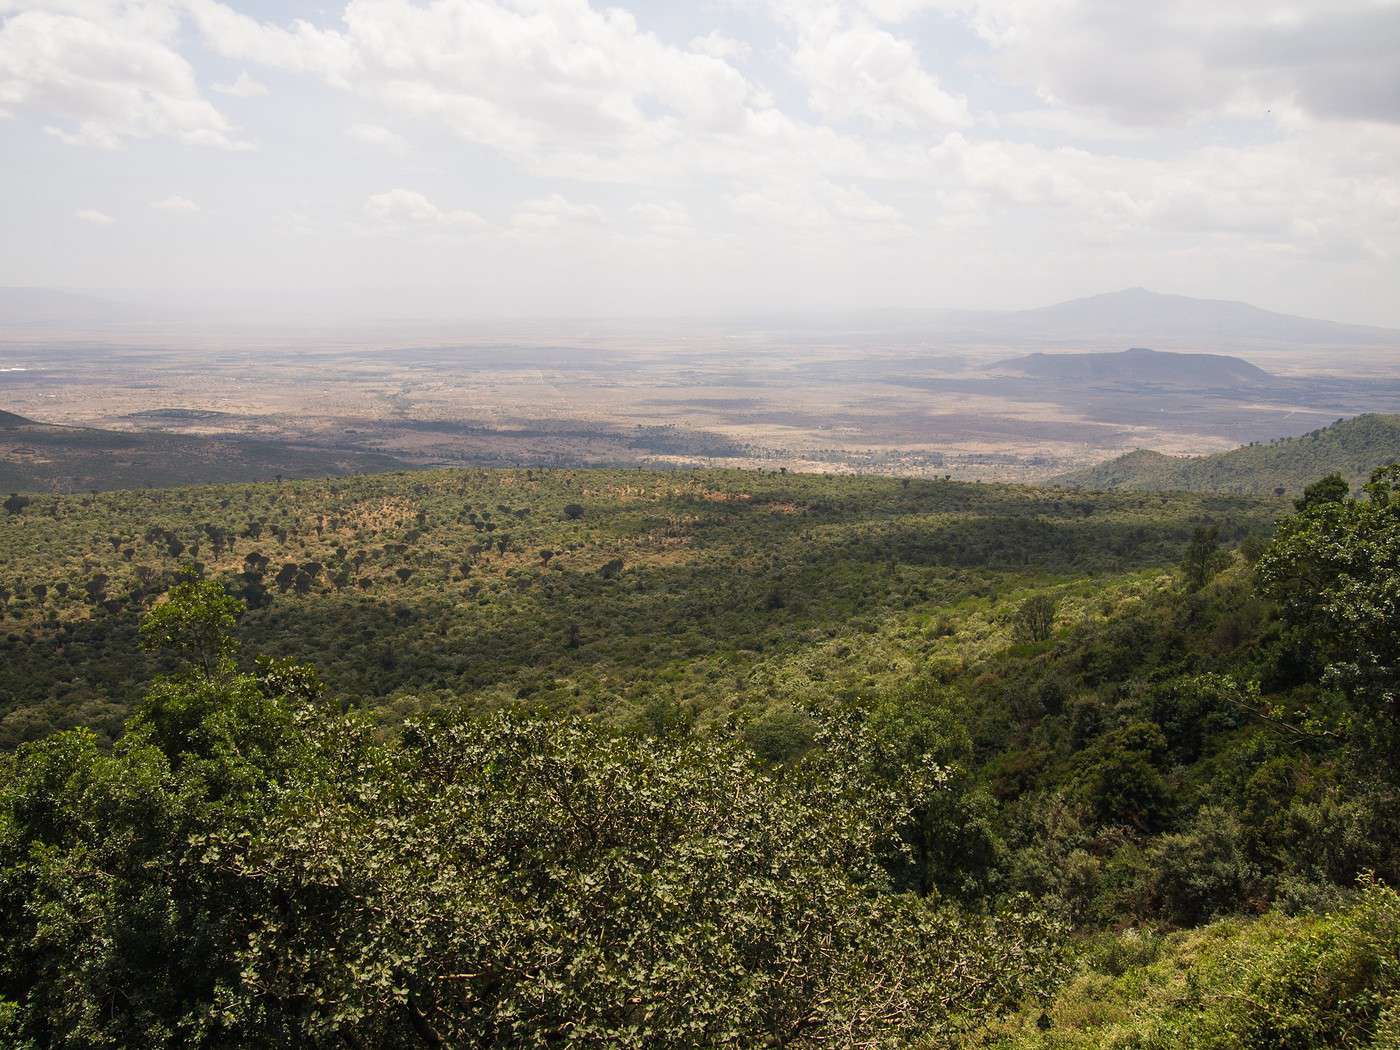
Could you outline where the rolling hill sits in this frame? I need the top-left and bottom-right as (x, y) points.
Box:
(1054, 413), (1400, 495)
(992, 346), (1272, 387)
(0, 409), (408, 491)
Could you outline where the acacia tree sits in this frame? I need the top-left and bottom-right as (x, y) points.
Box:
(138, 569), (245, 676)
(1011, 595), (1058, 643)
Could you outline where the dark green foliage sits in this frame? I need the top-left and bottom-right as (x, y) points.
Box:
(1295, 471), (1349, 511)
(1010, 594), (1057, 642)
(1258, 463), (1400, 765)
(0, 662), (311, 1049)
(0, 594), (1066, 1049)
(138, 570), (245, 676)
(1056, 413), (1400, 496)
(1181, 524), (1229, 591)
(987, 878), (1400, 1048)
(1069, 721), (1171, 831)
(0, 467), (1270, 749)
(5, 462), (1400, 1046)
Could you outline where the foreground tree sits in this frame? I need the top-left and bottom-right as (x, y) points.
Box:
(1293, 472), (1348, 512)
(138, 569), (245, 676)
(1257, 464), (1400, 763)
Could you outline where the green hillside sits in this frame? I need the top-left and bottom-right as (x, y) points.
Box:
(0, 467), (1268, 746)
(5, 464), (1400, 1047)
(1055, 413), (1400, 495)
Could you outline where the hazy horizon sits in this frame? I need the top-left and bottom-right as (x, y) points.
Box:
(3, 1), (1400, 326)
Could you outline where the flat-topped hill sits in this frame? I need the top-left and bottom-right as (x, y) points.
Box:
(994, 346), (1272, 387)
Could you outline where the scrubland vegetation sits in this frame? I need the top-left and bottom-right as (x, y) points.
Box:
(1057, 412), (1400, 496)
(2, 462), (1399, 1047)
(0, 469), (1264, 748)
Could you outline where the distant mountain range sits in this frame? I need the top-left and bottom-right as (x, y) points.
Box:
(984, 288), (1400, 347)
(0, 410), (408, 492)
(1054, 414), (1400, 496)
(993, 346), (1272, 387)
(4, 286), (1400, 351)
(881, 287), (1400, 350)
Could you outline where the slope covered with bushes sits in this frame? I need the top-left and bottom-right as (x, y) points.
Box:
(6, 463), (1400, 1046)
(1055, 413), (1400, 496)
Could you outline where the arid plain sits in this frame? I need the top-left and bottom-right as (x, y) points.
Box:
(5, 299), (1400, 489)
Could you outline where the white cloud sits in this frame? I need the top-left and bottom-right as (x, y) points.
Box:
(361, 189), (486, 232)
(213, 70), (269, 97)
(689, 30), (751, 62)
(189, 0), (752, 157)
(627, 201), (698, 244)
(914, 0), (1400, 128)
(729, 178), (908, 240)
(74, 208), (114, 224)
(347, 122), (406, 152)
(791, 22), (970, 129)
(151, 194), (200, 212)
(510, 194), (605, 233)
(0, 4), (248, 148)
(180, 0), (879, 187)
(928, 130), (1400, 259)
(185, 0), (357, 85)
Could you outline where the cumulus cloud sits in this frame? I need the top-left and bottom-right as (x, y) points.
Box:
(151, 195), (200, 212)
(361, 189), (486, 232)
(928, 129), (1400, 258)
(689, 31), (751, 62)
(729, 177), (908, 240)
(74, 208), (114, 224)
(510, 194), (606, 233)
(214, 70), (269, 97)
(905, 0), (1400, 128)
(188, 0), (753, 161)
(0, 3), (247, 148)
(631, 201), (688, 223)
(347, 122), (406, 152)
(791, 22), (970, 129)
(185, 0), (358, 85)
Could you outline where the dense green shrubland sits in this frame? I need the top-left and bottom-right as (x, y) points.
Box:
(0, 468), (1265, 748)
(1055, 412), (1400, 496)
(4, 463), (1400, 1046)
(985, 879), (1400, 1048)
(0, 583), (1064, 1047)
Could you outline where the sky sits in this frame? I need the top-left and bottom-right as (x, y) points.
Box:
(1, 0), (1399, 324)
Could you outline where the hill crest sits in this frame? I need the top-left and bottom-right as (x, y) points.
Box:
(1055, 413), (1400, 495)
